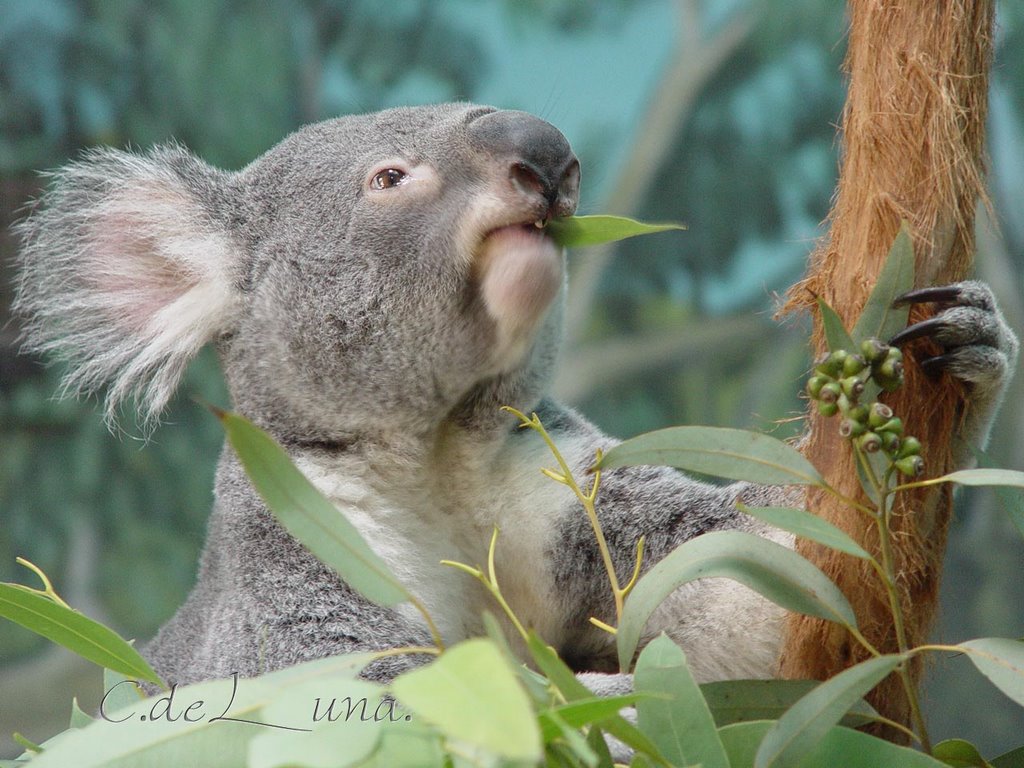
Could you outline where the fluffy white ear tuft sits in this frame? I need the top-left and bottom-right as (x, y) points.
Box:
(14, 145), (242, 427)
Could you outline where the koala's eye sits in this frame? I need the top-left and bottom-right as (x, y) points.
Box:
(370, 168), (408, 190)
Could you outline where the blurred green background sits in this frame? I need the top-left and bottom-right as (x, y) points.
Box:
(2, 0), (1022, 758)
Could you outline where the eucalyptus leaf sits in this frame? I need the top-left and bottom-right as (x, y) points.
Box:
(720, 720), (948, 768)
(0, 583), (162, 685)
(101, 669), (145, 719)
(26, 652), (378, 768)
(699, 679), (878, 728)
(481, 612), (549, 706)
(248, 679), (386, 768)
(737, 504), (872, 560)
(586, 725), (616, 768)
(598, 426), (824, 486)
(635, 635), (728, 768)
(854, 449), (889, 506)
(851, 221), (915, 345)
(525, 632), (667, 762)
(540, 709), (599, 767)
(70, 698), (94, 730)
(356, 724), (446, 768)
(753, 654), (904, 768)
(547, 215), (685, 248)
(817, 297), (855, 353)
(218, 409), (410, 607)
(540, 694), (651, 739)
(992, 745), (1024, 768)
(617, 531), (857, 672)
(391, 638), (541, 762)
(936, 469), (1024, 489)
(933, 738), (992, 768)
(972, 447), (1024, 540)
(959, 638), (1024, 708)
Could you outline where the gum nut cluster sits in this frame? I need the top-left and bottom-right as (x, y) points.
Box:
(806, 338), (924, 477)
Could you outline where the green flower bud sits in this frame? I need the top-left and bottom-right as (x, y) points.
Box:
(848, 404), (870, 424)
(897, 436), (922, 458)
(857, 431), (882, 453)
(867, 402), (894, 428)
(839, 418), (867, 439)
(877, 417), (903, 435)
(879, 430), (901, 454)
(895, 455), (925, 477)
(817, 400), (839, 417)
(843, 353), (868, 377)
(807, 375), (829, 400)
(815, 350), (848, 377)
(879, 358), (904, 380)
(841, 377), (865, 400)
(836, 393), (852, 414)
(878, 376), (903, 393)
(874, 355), (905, 391)
(884, 347), (903, 365)
(861, 338), (890, 363)
(819, 382), (841, 404)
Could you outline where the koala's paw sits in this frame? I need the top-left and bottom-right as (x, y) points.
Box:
(889, 280), (1019, 392)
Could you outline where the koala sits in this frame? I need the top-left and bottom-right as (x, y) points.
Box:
(13, 103), (1019, 695)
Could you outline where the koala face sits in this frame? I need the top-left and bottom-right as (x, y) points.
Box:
(228, 105), (580, 439)
(14, 104), (580, 440)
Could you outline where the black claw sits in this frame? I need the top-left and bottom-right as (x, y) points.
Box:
(920, 354), (952, 378)
(892, 285), (962, 308)
(889, 316), (946, 347)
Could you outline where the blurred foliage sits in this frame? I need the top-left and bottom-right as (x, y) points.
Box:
(580, 0), (846, 439)
(1, 0), (1023, 759)
(0, 351), (228, 650)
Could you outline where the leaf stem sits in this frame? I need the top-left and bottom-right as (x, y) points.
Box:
(16, 557), (70, 609)
(817, 483), (877, 521)
(852, 445), (932, 753)
(502, 408), (643, 629)
(891, 477), (949, 494)
(621, 536), (646, 598)
(868, 715), (921, 745)
(408, 596), (446, 652)
(441, 528), (530, 644)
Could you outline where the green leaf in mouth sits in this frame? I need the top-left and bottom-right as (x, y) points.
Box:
(547, 214), (686, 248)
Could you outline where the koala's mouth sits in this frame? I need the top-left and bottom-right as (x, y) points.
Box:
(477, 218), (562, 332)
(482, 218), (552, 245)
(477, 220), (560, 271)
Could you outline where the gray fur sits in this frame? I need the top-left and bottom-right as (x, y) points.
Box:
(909, 280), (1020, 454)
(13, 105), (1018, 701)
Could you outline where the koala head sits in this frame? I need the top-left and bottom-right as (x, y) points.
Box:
(14, 104), (580, 441)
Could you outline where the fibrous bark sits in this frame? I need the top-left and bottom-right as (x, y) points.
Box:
(780, 0), (995, 732)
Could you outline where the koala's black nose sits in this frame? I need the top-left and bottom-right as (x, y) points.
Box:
(468, 110), (580, 217)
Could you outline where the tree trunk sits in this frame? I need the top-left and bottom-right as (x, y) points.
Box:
(780, 0), (995, 733)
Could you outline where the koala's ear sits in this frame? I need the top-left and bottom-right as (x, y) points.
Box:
(14, 144), (242, 427)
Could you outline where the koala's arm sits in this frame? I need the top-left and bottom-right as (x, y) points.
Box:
(511, 400), (794, 683)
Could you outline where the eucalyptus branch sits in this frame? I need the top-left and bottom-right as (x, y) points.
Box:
(441, 527), (529, 644)
(502, 407), (643, 631)
(852, 444), (932, 752)
(807, 337), (936, 752)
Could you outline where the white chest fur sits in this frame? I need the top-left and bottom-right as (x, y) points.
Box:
(293, 435), (582, 652)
